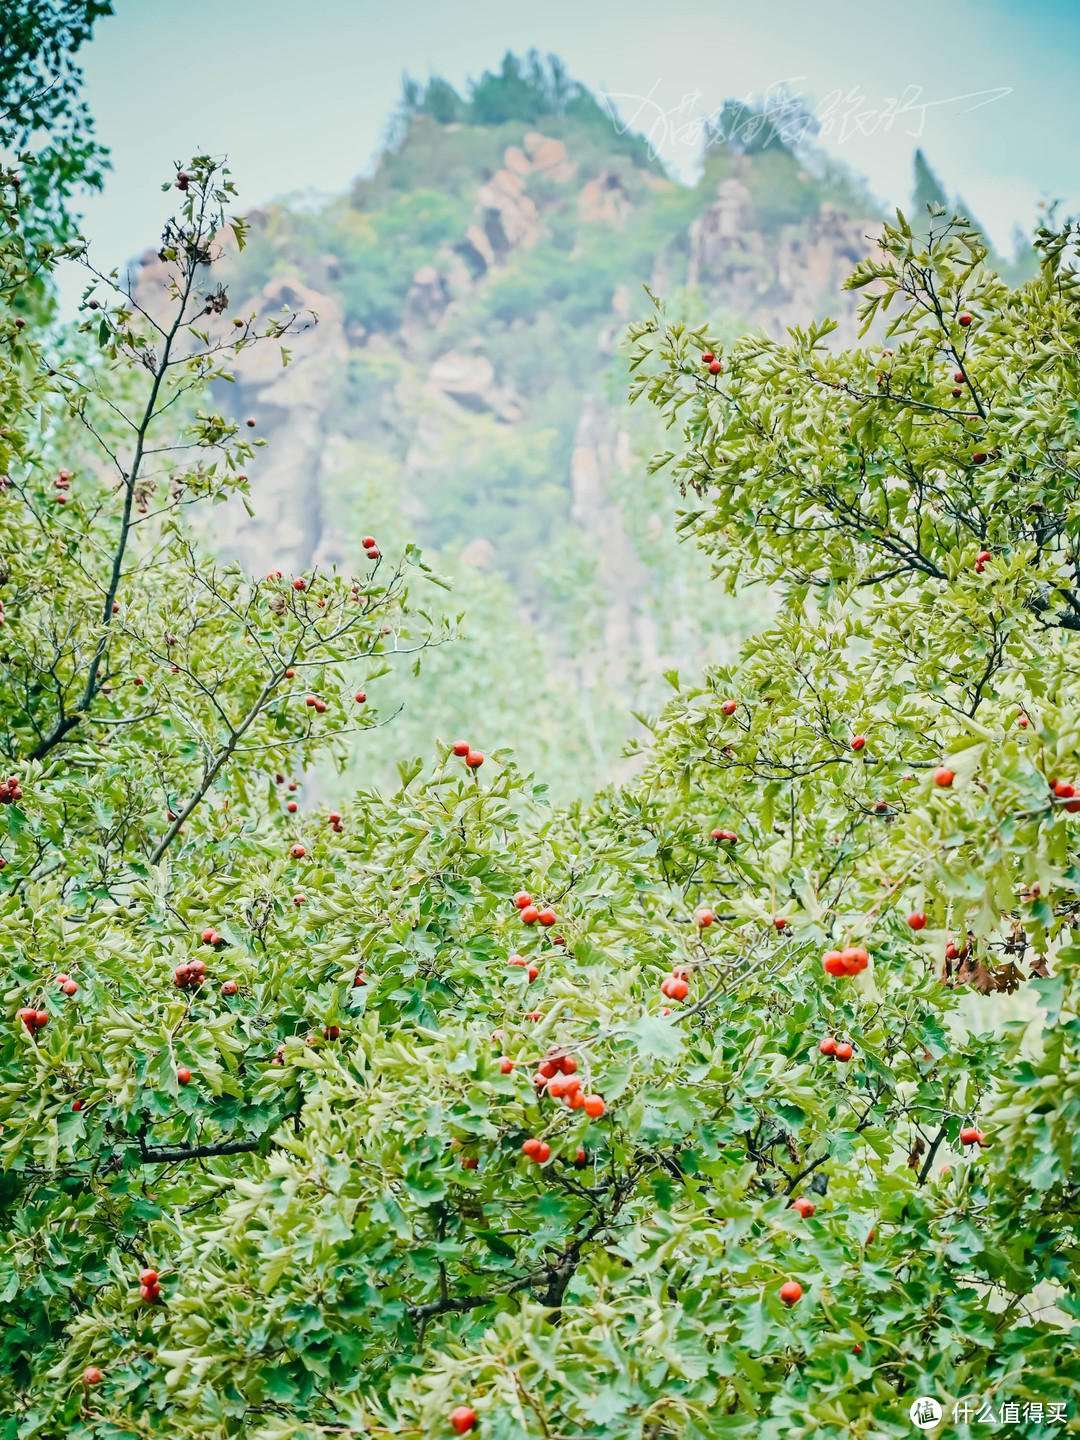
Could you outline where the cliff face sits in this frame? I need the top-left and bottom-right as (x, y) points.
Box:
(145, 121), (879, 591)
(129, 104), (883, 793)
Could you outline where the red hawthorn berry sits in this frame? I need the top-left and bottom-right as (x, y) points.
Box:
(972, 451), (987, 464)
(305, 695), (317, 707)
(34, 1011), (48, 1030)
(818, 1036), (837, 1056)
(851, 735), (866, 751)
(954, 370), (965, 382)
(292, 578), (306, 591)
(907, 911), (927, 931)
(62, 979), (78, 996)
(823, 951), (846, 977)
(499, 1056), (513, 1073)
(933, 767), (955, 788)
(960, 1125), (980, 1145)
(958, 311), (973, 326)
(461, 1155), (478, 1170)
(246, 417), (256, 427)
(323, 1025), (340, 1040)
(841, 946), (869, 975)
(575, 1146), (587, 1168)
(774, 916), (788, 929)
(287, 800), (298, 813)
(535, 1141), (551, 1163)
(288, 781), (298, 791)
(221, 980), (238, 996)
(834, 1042), (853, 1062)
(708, 359), (722, 374)
(290, 844), (306, 859)
(294, 894), (306, 906)
(697, 908), (715, 927)
(779, 1280), (802, 1306)
(366, 546), (380, 560)
(521, 1137), (541, 1157)
(72, 1099), (83, 1111)
(465, 750), (484, 769)
(449, 1406), (477, 1435)
(513, 891), (533, 909)
(701, 352), (714, 364)
(521, 905), (540, 925)
(452, 741), (470, 756)
(83, 1366), (103, 1386)
(583, 1094), (605, 1118)
(361, 536), (376, 549)
(945, 941), (959, 960)
(720, 699), (737, 715)
(314, 699), (327, 713)
(559, 1055), (577, 1075)
(792, 1197), (815, 1218)
(537, 907), (556, 926)
(139, 1268), (158, 1287)
(176, 1067), (192, 1085)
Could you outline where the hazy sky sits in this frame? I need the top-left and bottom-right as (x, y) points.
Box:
(59, 0), (1080, 310)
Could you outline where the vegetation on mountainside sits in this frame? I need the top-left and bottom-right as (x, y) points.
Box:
(2, 134), (1080, 1439)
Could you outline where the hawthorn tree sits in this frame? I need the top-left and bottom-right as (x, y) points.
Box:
(2, 165), (1080, 1440)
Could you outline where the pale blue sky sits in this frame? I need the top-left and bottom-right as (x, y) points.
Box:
(61, 0), (1080, 310)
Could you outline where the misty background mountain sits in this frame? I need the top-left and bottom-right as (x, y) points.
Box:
(127, 52), (1035, 804)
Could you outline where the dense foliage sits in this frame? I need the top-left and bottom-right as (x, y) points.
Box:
(3, 153), (1080, 1440)
(0, 0), (112, 239)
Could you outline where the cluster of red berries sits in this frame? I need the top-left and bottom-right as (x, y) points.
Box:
(352, 967), (368, 987)
(960, 1124), (991, 1147)
(137, 1266), (162, 1304)
(701, 350), (722, 375)
(818, 1036), (854, 1062)
(328, 809), (344, 834)
(452, 740), (484, 769)
(0, 774), (23, 804)
(54, 469), (72, 504)
(514, 891), (556, 926)
(17, 1007), (48, 1034)
(54, 973), (78, 996)
(710, 827), (737, 844)
(174, 956), (206, 990)
(521, 1136), (552, 1164)
(661, 967), (690, 1001)
(305, 694), (328, 714)
(200, 925), (224, 947)
(822, 946), (869, 977)
(362, 535), (381, 562)
(974, 548), (992, 573)
(176, 171), (190, 190)
(1051, 778), (1080, 813)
